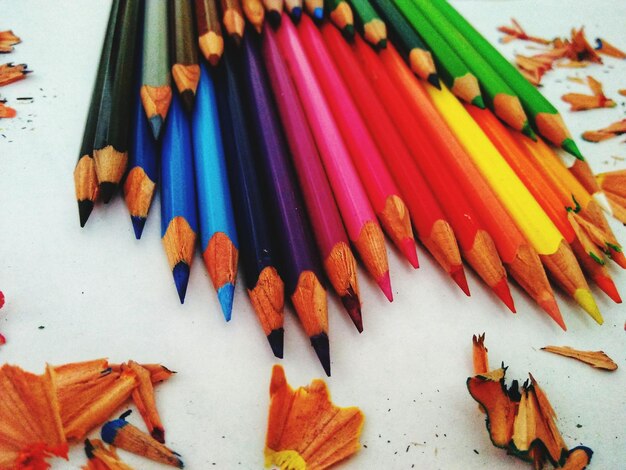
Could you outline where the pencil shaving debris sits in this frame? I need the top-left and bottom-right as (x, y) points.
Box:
(265, 365), (364, 470)
(83, 438), (133, 470)
(0, 100), (15, 118)
(0, 62), (30, 87)
(582, 119), (626, 142)
(541, 346), (618, 371)
(467, 335), (593, 469)
(0, 30), (20, 53)
(562, 76), (616, 111)
(594, 38), (626, 59)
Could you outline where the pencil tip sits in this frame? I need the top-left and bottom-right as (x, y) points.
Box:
(180, 90), (195, 114)
(451, 267), (470, 296)
(562, 138), (585, 161)
(78, 200), (94, 228)
(539, 297), (567, 331)
(573, 289), (603, 324)
(312, 7), (324, 21)
(267, 10), (282, 28)
(341, 288), (363, 333)
(401, 238), (419, 268)
(377, 38), (388, 49)
(310, 332), (331, 376)
(267, 328), (284, 359)
(131, 216), (147, 239)
(427, 73), (441, 89)
(377, 271), (393, 302)
(99, 182), (117, 204)
(521, 121), (537, 140)
(217, 283), (235, 321)
(493, 278), (516, 313)
(172, 262), (190, 304)
(471, 95), (486, 109)
(149, 115), (163, 140)
(594, 274), (622, 303)
(342, 24), (355, 40)
(290, 7), (302, 23)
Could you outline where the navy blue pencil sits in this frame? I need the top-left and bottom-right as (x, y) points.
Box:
(215, 41), (285, 359)
(160, 91), (198, 303)
(242, 31), (330, 376)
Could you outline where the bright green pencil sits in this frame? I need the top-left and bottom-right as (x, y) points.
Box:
(428, 0), (583, 159)
(348, 0), (387, 48)
(393, 0), (483, 107)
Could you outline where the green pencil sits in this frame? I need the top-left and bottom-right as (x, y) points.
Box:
(411, 0), (533, 138)
(325, 0), (354, 38)
(348, 0), (387, 48)
(428, 0), (583, 159)
(369, 0), (438, 87)
(393, 0), (484, 108)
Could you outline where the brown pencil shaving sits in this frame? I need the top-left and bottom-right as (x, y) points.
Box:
(0, 30), (20, 53)
(594, 38), (626, 58)
(541, 345), (618, 371)
(0, 99), (15, 118)
(582, 119), (626, 142)
(0, 364), (69, 469)
(498, 19), (551, 45)
(265, 365), (364, 470)
(126, 361), (165, 443)
(84, 438), (133, 470)
(472, 333), (489, 375)
(562, 76), (616, 111)
(0, 62), (30, 86)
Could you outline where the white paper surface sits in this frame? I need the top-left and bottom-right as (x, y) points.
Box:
(0, 1), (624, 468)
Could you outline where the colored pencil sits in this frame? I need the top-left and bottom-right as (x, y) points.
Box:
(428, 0), (583, 159)
(476, 114), (621, 303)
(221, 0), (246, 44)
(169, 0), (201, 113)
(299, 17), (417, 268)
(94, 0), (141, 203)
(215, 43), (285, 358)
(244, 0), (266, 32)
(348, 0), (386, 48)
(124, 49), (159, 240)
(276, 14), (392, 301)
(393, 0), (483, 107)
(359, 40), (514, 312)
(304, 0), (324, 20)
(74, 0), (121, 226)
(261, 0), (281, 27)
(195, 0), (224, 65)
(426, 83), (602, 324)
(263, 26), (363, 332)
(321, 23), (468, 294)
(160, 92), (198, 304)
(285, 0), (303, 21)
(325, 0), (353, 37)
(192, 62), (239, 320)
(375, 44), (561, 324)
(410, 0), (533, 138)
(242, 33), (330, 375)
(557, 149), (606, 207)
(597, 170), (626, 199)
(369, 0), (438, 86)
(140, 0), (171, 140)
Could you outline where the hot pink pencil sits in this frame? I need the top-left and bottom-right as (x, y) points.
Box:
(275, 14), (392, 301)
(262, 27), (364, 332)
(297, 16), (418, 269)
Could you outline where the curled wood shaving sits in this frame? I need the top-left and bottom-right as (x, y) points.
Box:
(472, 333), (489, 375)
(0, 30), (20, 53)
(594, 38), (626, 59)
(582, 119), (626, 142)
(562, 76), (616, 111)
(0, 62), (30, 86)
(541, 345), (618, 371)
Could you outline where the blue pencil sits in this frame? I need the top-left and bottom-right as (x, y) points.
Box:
(160, 91), (198, 303)
(192, 62), (239, 321)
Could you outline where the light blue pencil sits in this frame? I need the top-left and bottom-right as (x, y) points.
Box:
(192, 62), (239, 321)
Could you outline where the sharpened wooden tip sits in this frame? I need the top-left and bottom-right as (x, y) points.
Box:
(353, 220), (389, 290)
(124, 167), (156, 219)
(291, 271), (328, 338)
(248, 266), (285, 336)
(451, 73), (482, 106)
(223, 10), (245, 43)
(324, 242), (360, 299)
(329, 3), (353, 34)
(171, 64), (200, 100)
(493, 93), (531, 134)
(74, 155), (99, 226)
(244, 1), (266, 32)
(203, 232), (239, 292)
(199, 32), (224, 66)
(422, 219), (463, 279)
(94, 145), (128, 195)
(409, 49), (436, 83)
(140, 85), (172, 129)
(379, 195), (417, 268)
(162, 216), (197, 271)
(535, 113), (578, 158)
(364, 18), (387, 49)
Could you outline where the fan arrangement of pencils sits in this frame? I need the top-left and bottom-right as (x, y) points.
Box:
(74, 0), (624, 376)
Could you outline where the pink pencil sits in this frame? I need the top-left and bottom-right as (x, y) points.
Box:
(297, 16), (418, 269)
(262, 27), (364, 332)
(275, 14), (392, 301)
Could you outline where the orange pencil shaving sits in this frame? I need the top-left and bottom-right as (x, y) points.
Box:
(541, 345), (618, 371)
(562, 76), (616, 111)
(0, 30), (20, 52)
(84, 439), (133, 470)
(595, 38), (626, 58)
(126, 361), (165, 443)
(0, 62), (30, 86)
(583, 119), (626, 142)
(0, 99), (15, 118)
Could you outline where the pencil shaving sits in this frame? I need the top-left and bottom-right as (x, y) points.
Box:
(582, 119), (626, 142)
(83, 438), (133, 470)
(0, 30), (20, 53)
(472, 333), (489, 375)
(0, 100), (15, 118)
(0, 62), (29, 86)
(562, 76), (616, 111)
(498, 19), (551, 45)
(594, 38), (626, 59)
(542, 346), (618, 371)
(265, 365), (364, 470)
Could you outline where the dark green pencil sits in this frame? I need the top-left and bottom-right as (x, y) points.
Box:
(348, 0), (387, 48)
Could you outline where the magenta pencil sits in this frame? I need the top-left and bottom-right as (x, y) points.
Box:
(297, 16), (417, 269)
(262, 27), (363, 331)
(275, 14), (392, 301)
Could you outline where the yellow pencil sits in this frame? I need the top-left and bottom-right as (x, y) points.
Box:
(426, 83), (602, 324)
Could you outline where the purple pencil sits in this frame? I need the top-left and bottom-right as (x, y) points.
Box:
(262, 26), (363, 333)
(242, 31), (331, 376)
